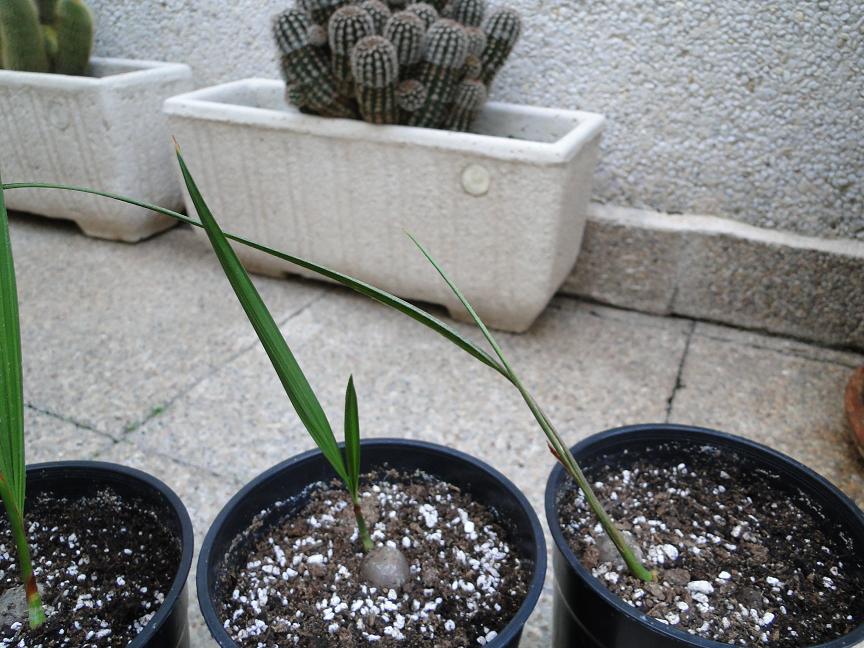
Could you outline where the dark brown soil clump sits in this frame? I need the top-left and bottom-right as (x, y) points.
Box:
(0, 488), (182, 647)
(558, 442), (864, 646)
(218, 468), (530, 647)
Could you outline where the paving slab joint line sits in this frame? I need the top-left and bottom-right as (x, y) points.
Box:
(690, 330), (863, 371)
(665, 321), (696, 423)
(24, 402), (116, 441)
(116, 287), (331, 439)
(567, 292), (864, 364)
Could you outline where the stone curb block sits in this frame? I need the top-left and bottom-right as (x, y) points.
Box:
(564, 204), (864, 351)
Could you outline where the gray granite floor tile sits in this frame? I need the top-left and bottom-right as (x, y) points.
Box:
(669, 331), (864, 505)
(24, 406), (115, 464)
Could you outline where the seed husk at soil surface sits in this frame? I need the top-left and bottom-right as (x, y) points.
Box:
(0, 488), (182, 647)
(217, 468), (530, 647)
(558, 442), (864, 647)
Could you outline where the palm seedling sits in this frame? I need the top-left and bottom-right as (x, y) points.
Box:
(0, 172), (46, 628)
(1, 151), (654, 582)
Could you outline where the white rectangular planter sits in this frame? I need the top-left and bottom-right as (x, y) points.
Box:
(0, 58), (193, 242)
(164, 78), (605, 332)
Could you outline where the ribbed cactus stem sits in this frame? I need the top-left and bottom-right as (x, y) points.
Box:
(396, 79), (427, 113)
(0, 0), (50, 72)
(406, 19), (468, 128)
(328, 5), (375, 97)
(423, 0), (448, 13)
(449, 0), (485, 27)
(301, 0), (349, 26)
(383, 11), (425, 69)
(479, 6), (520, 86)
(273, 9), (355, 118)
(352, 35), (400, 124)
(464, 25), (487, 56)
(445, 78), (486, 131)
(462, 53), (481, 80)
(53, 0), (92, 76)
(36, 0), (57, 24)
(405, 2), (438, 30)
(360, 0), (391, 34)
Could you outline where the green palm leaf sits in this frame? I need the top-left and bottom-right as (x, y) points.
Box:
(343, 375), (361, 498)
(0, 176), (46, 626)
(0, 171), (25, 512)
(174, 149), (349, 486)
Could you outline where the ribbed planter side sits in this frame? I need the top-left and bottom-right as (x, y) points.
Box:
(0, 58), (192, 242)
(164, 79), (605, 332)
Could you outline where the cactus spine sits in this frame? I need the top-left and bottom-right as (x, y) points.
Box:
(479, 6), (520, 86)
(352, 35), (399, 124)
(406, 19), (468, 128)
(329, 6), (375, 97)
(274, 0), (520, 131)
(0, 0), (92, 75)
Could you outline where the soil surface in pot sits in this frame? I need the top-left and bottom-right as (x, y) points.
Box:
(217, 468), (530, 647)
(0, 488), (182, 647)
(558, 442), (864, 647)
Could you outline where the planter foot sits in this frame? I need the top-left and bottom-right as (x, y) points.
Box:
(76, 214), (177, 243)
(445, 303), (537, 334)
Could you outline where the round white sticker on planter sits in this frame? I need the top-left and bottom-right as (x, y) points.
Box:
(461, 164), (491, 196)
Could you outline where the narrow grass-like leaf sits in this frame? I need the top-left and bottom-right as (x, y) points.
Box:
(344, 376), (361, 498)
(0, 183), (504, 378)
(407, 234), (656, 582)
(0, 177), (46, 626)
(0, 174), (25, 512)
(173, 149), (349, 486)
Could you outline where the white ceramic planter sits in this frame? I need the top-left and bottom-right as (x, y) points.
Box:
(0, 58), (193, 242)
(164, 78), (605, 331)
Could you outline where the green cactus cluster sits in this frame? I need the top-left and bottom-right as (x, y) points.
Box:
(273, 0), (521, 131)
(0, 0), (93, 75)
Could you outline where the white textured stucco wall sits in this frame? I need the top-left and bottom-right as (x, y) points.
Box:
(89, 1), (864, 240)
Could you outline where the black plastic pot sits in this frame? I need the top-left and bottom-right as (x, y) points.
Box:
(27, 461), (194, 648)
(544, 423), (864, 648)
(198, 438), (546, 647)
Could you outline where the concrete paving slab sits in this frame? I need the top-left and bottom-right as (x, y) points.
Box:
(125, 292), (690, 500)
(669, 331), (864, 506)
(24, 406), (115, 464)
(10, 214), (326, 436)
(693, 322), (864, 369)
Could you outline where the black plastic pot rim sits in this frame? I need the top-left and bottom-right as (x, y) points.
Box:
(544, 423), (864, 648)
(27, 460), (195, 648)
(198, 437), (547, 648)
